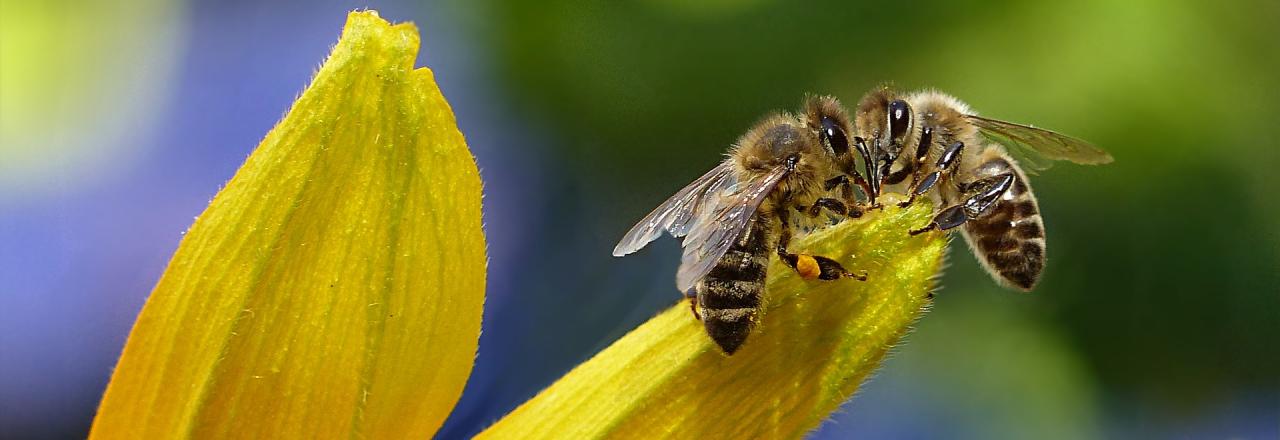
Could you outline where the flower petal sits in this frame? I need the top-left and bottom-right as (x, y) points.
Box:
(91, 11), (484, 438)
(478, 198), (945, 439)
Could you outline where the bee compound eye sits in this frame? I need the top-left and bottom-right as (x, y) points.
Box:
(820, 116), (849, 155)
(888, 99), (911, 141)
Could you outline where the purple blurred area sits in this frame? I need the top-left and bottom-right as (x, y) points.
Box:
(2, 1), (1277, 439)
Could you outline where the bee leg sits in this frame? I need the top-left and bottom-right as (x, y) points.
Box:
(846, 203), (865, 219)
(901, 138), (963, 209)
(853, 137), (883, 209)
(823, 175), (847, 192)
(882, 162), (914, 186)
(909, 172), (1015, 235)
(885, 126), (931, 187)
(805, 198), (848, 217)
(846, 173), (876, 213)
(684, 288), (702, 321)
(776, 208), (869, 281)
(797, 197), (860, 224)
(821, 176), (866, 218)
(892, 126), (936, 207)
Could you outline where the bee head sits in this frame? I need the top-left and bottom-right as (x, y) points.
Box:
(854, 87), (892, 144)
(803, 95), (855, 160)
(855, 87), (915, 176)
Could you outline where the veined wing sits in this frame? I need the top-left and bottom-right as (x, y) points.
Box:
(675, 164), (789, 292)
(612, 160), (737, 257)
(966, 114), (1113, 173)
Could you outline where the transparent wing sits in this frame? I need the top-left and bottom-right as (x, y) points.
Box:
(675, 165), (789, 292)
(966, 115), (1113, 173)
(612, 160), (737, 257)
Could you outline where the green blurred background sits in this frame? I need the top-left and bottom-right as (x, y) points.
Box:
(2, 0), (1276, 438)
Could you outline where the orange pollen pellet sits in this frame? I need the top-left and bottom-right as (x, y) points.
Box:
(796, 255), (821, 279)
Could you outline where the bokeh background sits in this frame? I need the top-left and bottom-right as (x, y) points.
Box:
(2, 1), (1277, 438)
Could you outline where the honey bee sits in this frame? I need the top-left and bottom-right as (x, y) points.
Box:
(852, 86), (1113, 290)
(613, 96), (873, 354)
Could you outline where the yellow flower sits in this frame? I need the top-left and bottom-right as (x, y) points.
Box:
(90, 11), (484, 438)
(91, 10), (944, 439)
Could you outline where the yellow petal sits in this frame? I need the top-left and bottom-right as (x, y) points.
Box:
(477, 197), (945, 439)
(90, 11), (484, 439)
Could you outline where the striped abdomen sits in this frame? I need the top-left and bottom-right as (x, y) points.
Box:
(959, 154), (1046, 290)
(696, 213), (772, 354)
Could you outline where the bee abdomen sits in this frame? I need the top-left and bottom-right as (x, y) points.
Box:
(698, 251), (767, 354)
(697, 217), (771, 354)
(701, 307), (757, 354)
(962, 157), (1047, 290)
(705, 249), (768, 283)
(700, 278), (764, 309)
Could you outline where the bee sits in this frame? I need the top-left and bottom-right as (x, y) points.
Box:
(613, 96), (874, 355)
(852, 87), (1113, 290)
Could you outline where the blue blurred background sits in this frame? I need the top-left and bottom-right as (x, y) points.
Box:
(2, 1), (1277, 438)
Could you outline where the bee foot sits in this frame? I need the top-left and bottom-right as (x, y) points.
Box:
(908, 224), (937, 236)
(847, 206), (865, 219)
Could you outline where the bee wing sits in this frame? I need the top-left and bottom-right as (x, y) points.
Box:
(966, 115), (1113, 173)
(675, 164), (789, 292)
(612, 160), (738, 257)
